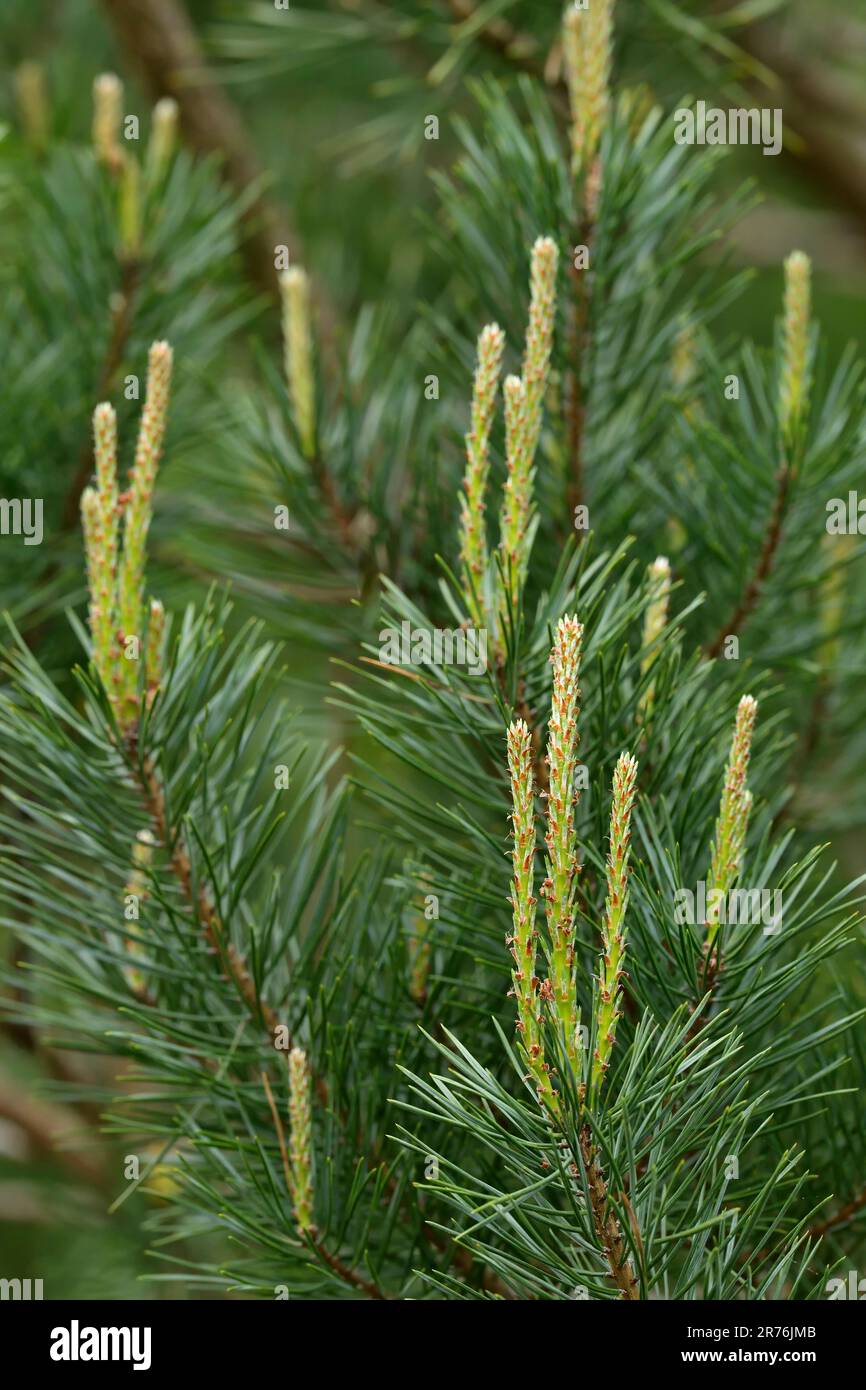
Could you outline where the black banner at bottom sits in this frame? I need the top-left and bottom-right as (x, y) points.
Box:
(0, 1295), (860, 1376)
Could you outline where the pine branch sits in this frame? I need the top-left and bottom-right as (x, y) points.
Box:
(5, 0), (866, 1302)
(134, 730), (498, 1293)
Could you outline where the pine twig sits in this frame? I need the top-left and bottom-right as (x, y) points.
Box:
(132, 749), (335, 1108)
(705, 459), (790, 659)
(311, 1239), (388, 1300)
(261, 1071), (388, 1299)
(578, 1125), (640, 1300)
(136, 756), (278, 1030)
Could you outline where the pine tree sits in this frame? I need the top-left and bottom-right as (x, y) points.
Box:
(1, 0), (865, 1302)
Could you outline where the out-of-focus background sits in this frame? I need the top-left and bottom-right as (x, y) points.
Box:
(1, 0), (864, 1297)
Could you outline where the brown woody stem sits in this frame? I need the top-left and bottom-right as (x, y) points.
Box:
(579, 1126), (640, 1300)
(705, 459), (791, 658)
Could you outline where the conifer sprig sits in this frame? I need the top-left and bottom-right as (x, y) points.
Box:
(638, 555), (670, 722)
(94, 401), (120, 538)
(116, 340), (173, 719)
(81, 341), (173, 726)
(145, 598), (165, 693)
(507, 718), (556, 1109)
(498, 236), (559, 619)
(520, 236), (559, 461)
(591, 751), (638, 1100)
(81, 486), (112, 687)
(92, 72), (123, 172)
(458, 322), (505, 623)
(123, 829), (156, 997)
(542, 615), (584, 1068)
(288, 1046), (315, 1235)
(779, 250), (811, 443)
(82, 400), (121, 686)
(147, 97), (179, 183)
(498, 374), (529, 615)
(563, 0), (614, 172)
(280, 266), (317, 460)
(706, 695), (758, 951)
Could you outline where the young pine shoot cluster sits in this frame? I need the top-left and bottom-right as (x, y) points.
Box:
(457, 236), (559, 646)
(81, 341), (172, 727)
(92, 72), (179, 258)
